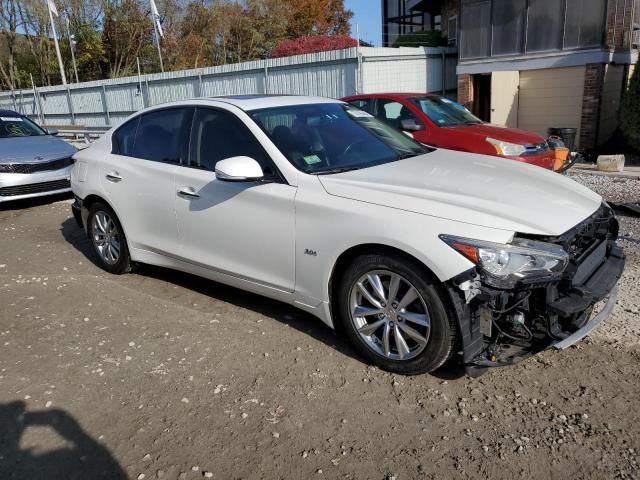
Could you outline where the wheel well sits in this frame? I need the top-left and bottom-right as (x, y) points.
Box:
(329, 244), (440, 330)
(83, 194), (109, 210)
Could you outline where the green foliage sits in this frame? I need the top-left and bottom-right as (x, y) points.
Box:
(392, 29), (445, 48)
(620, 67), (640, 152)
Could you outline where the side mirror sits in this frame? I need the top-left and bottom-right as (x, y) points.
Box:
(400, 118), (424, 132)
(215, 156), (264, 182)
(46, 128), (59, 136)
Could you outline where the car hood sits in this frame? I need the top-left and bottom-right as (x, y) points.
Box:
(453, 123), (546, 145)
(318, 149), (601, 236)
(0, 135), (77, 163)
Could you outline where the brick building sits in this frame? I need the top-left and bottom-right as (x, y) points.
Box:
(383, 0), (639, 149)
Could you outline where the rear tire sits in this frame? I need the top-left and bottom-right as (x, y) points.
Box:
(337, 253), (457, 375)
(87, 202), (132, 275)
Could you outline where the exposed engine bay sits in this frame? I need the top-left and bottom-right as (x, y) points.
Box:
(447, 204), (625, 374)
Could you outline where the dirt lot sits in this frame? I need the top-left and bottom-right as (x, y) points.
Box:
(1, 178), (639, 480)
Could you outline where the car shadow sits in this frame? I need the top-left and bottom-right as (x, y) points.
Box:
(0, 401), (127, 479)
(60, 217), (465, 380)
(0, 192), (72, 212)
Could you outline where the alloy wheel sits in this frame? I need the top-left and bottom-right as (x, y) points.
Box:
(91, 210), (121, 265)
(349, 269), (431, 361)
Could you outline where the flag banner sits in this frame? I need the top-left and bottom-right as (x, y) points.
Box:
(47, 0), (58, 17)
(149, 0), (164, 38)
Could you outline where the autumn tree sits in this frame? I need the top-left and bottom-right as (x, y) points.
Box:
(286, 0), (352, 38)
(101, 0), (150, 77)
(0, 0), (354, 87)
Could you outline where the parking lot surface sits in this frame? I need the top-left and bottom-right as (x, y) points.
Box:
(1, 177), (639, 479)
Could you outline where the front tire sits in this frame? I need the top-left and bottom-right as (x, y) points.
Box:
(337, 253), (457, 375)
(87, 202), (132, 275)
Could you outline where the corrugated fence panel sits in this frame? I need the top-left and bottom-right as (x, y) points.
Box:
(8, 93), (38, 117)
(201, 71), (265, 97)
(267, 61), (357, 97)
(105, 84), (142, 114)
(0, 47), (457, 128)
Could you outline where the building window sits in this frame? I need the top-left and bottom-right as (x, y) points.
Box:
(525, 0), (565, 52)
(383, 0), (430, 46)
(460, 0), (491, 59)
(459, 0), (607, 60)
(491, 0), (527, 55)
(433, 15), (442, 31)
(448, 16), (458, 46)
(563, 0), (607, 49)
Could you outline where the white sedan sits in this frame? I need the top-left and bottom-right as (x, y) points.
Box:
(71, 95), (624, 375)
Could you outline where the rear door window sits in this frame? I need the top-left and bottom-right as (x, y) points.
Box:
(132, 108), (192, 164)
(112, 117), (139, 155)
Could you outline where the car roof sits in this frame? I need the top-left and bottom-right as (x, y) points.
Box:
(202, 94), (344, 111)
(0, 109), (22, 117)
(343, 93), (438, 100)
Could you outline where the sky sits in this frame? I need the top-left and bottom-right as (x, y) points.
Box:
(345, 0), (382, 46)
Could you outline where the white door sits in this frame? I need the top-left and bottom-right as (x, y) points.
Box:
(174, 107), (296, 291)
(490, 71), (520, 127)
(101, 107), (192, 254)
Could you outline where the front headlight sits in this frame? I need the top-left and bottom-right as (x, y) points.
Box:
(440, 235), (569, 288)
(486, 137), (527, 156)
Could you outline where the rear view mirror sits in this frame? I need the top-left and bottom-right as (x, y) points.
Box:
(215, 156), (264, 182)
(46, 128), (59, 136)
(400, 119), (424, 132)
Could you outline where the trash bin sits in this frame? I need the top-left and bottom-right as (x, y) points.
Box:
(547, 127), (577, 152)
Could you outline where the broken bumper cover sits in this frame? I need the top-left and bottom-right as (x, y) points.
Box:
(451, 240), (625, 373)
(553, 283), (619, 350)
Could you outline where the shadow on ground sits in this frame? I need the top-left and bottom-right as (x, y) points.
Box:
(0, 192), (72, 212)
(0, 401), (127, 480)
(59, 217), (465, 380)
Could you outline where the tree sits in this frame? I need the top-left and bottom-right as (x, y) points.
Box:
(18, 0), (59, 86)
(620, 66), (640, 152)
(271, 34), (357, 58)
(101, 0), (150, 77)
(286, 0), (352, 38)
(0, 0), (356, 86)
(0, 0), (22, 89)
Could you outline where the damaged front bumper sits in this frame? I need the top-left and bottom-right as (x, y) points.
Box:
(447, 204), (625, 375)
(553, 283), (619, 350)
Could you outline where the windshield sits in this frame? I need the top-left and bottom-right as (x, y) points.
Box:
(249, 103), (430, 174)
(0, 115), (47, 138)
(409, 96), (483, 127)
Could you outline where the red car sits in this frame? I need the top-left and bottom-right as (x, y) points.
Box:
(342, 93), (556, 170)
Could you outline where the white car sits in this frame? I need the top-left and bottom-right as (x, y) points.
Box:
(71, 95), (624, 375)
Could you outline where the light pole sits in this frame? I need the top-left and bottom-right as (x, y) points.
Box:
(66, 15), (79, 83)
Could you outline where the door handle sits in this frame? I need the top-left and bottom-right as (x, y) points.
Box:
(106, 171), (122, 182)
(178, 187), (200, 199)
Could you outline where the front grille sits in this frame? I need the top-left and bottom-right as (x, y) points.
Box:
(521, 142), (550, 156)
(0, 179), (71, 197)
(0, 157), (73, 174)
(519, 204), (617, 288)
(558, 206), (616, 264)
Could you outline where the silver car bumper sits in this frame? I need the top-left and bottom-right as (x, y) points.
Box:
(0, 166), (72, 203)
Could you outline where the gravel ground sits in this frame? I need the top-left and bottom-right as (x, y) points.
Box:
(0, 176), (639, 480)
(568, 173), (640, 346)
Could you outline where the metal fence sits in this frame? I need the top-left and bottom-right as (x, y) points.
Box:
(0, 46), (457, 130)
